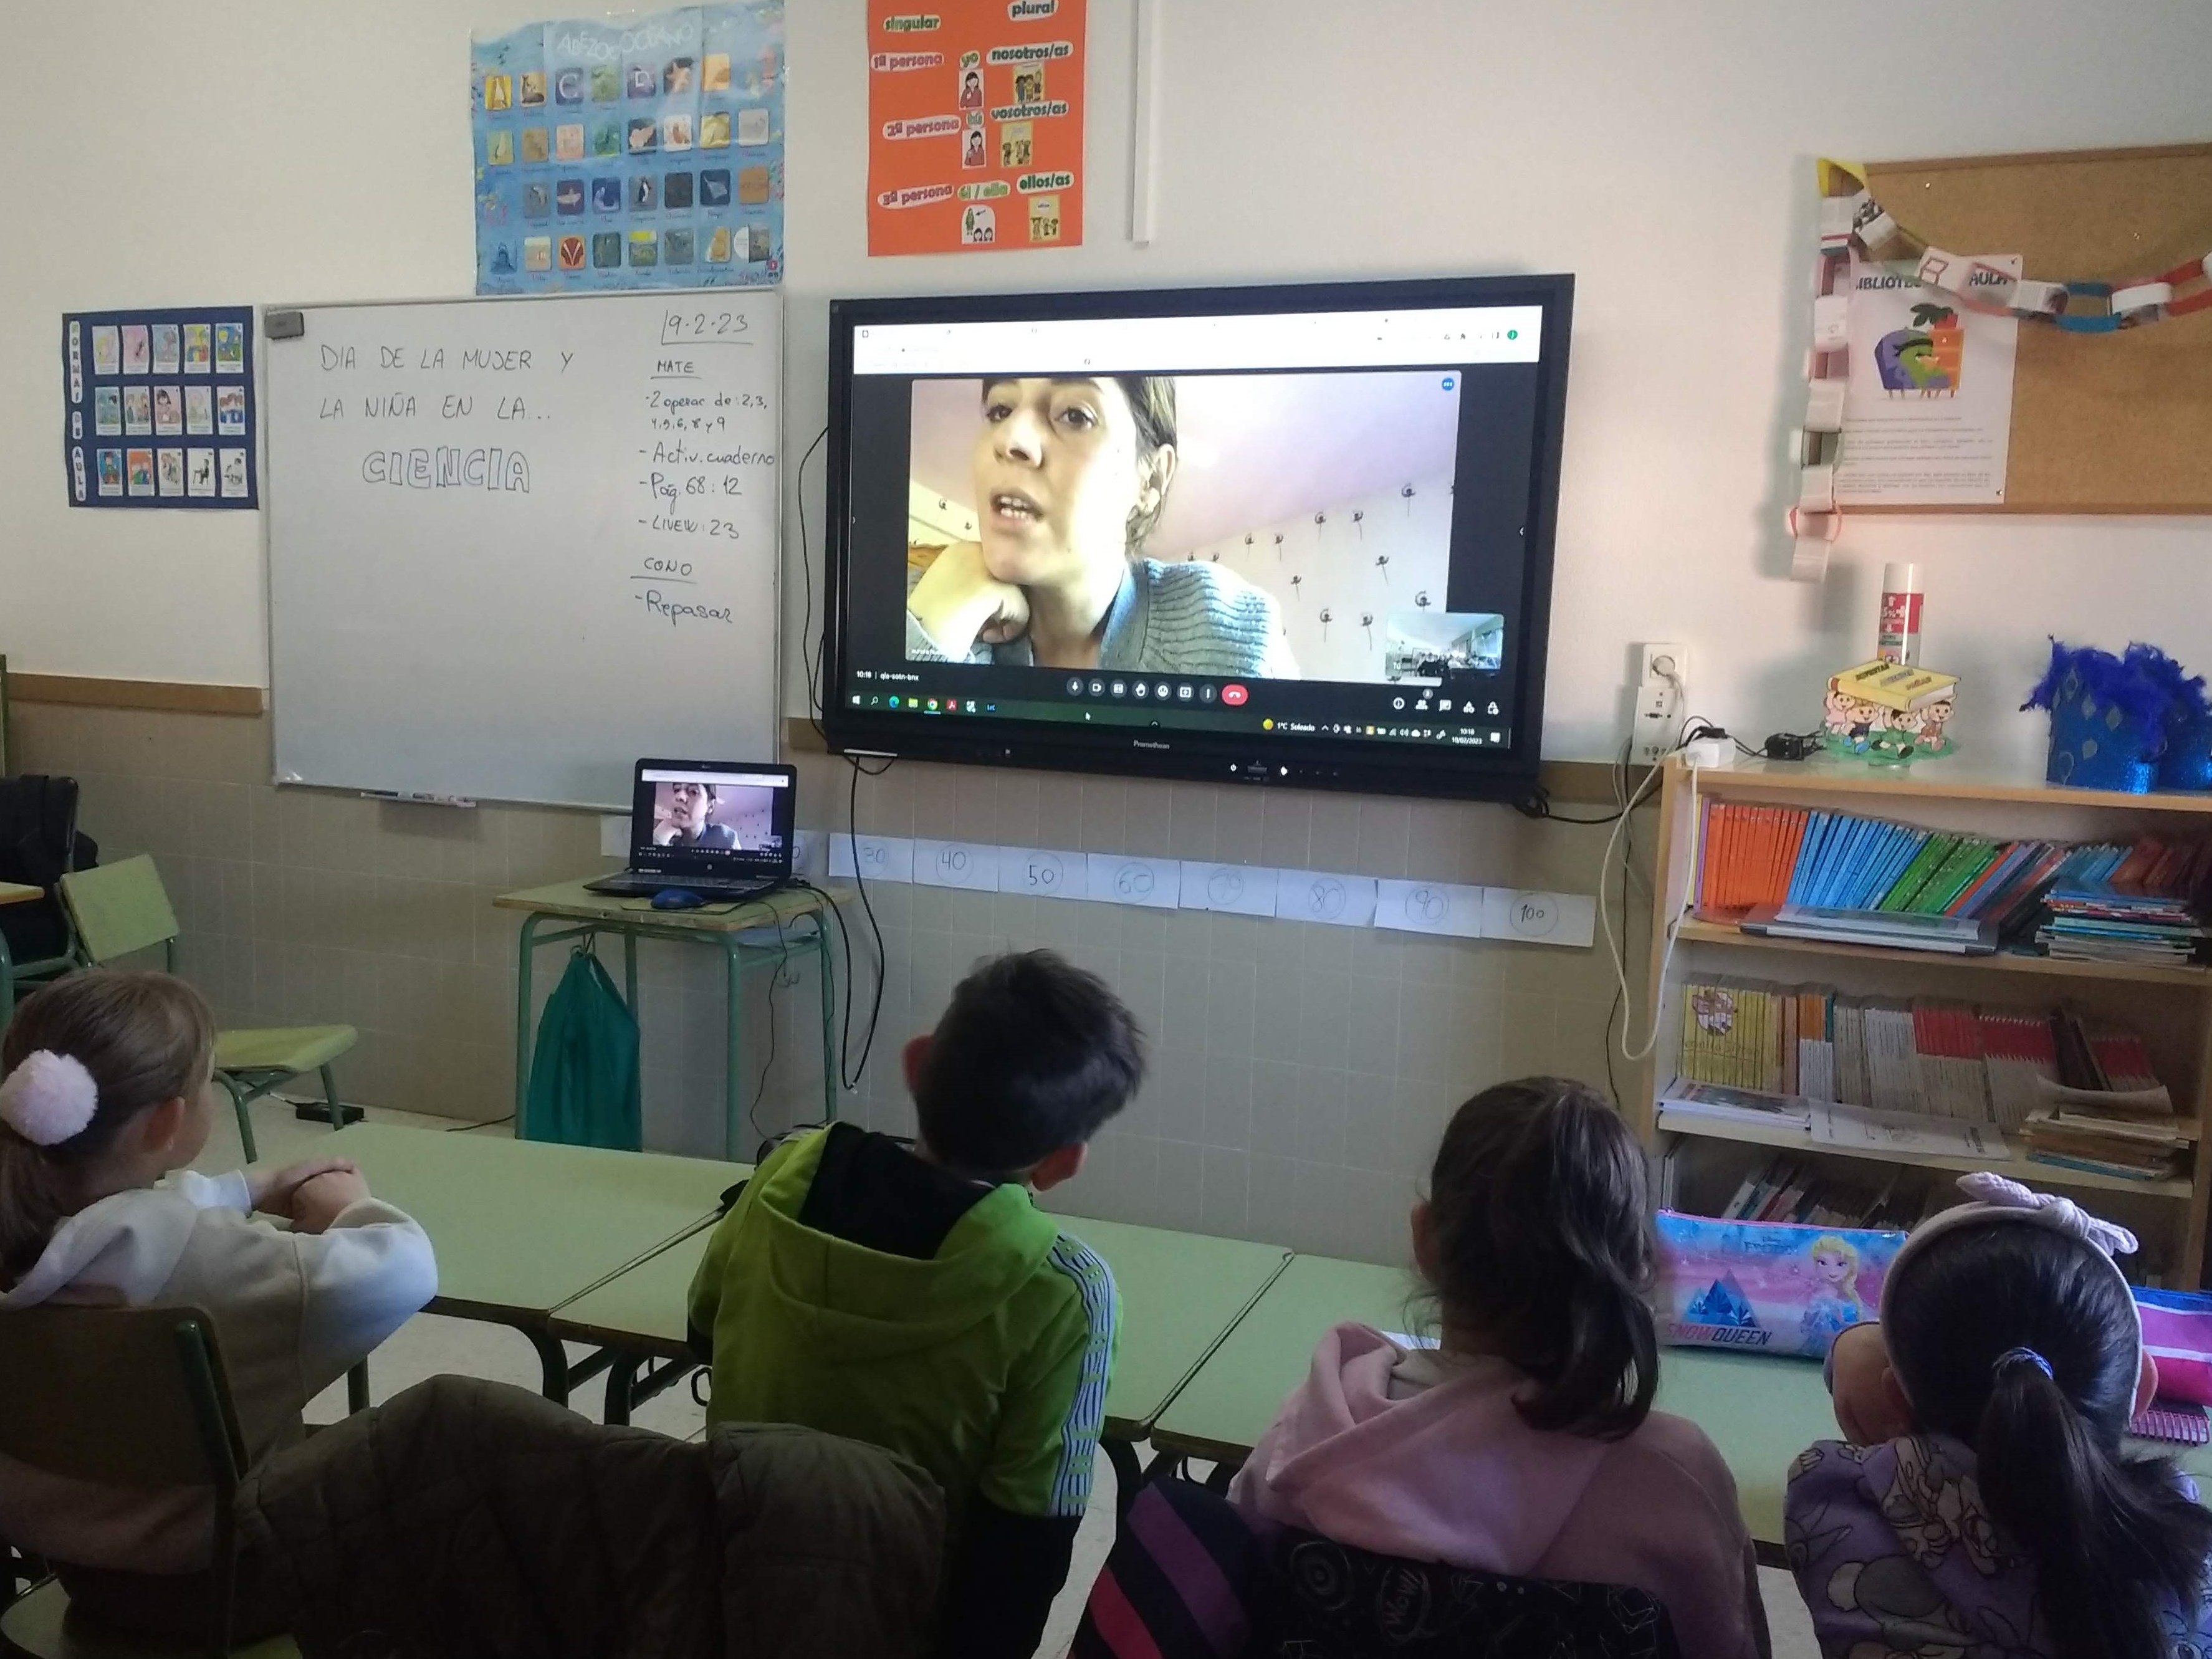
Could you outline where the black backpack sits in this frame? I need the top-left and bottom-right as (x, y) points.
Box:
(0, 775), (98, 971)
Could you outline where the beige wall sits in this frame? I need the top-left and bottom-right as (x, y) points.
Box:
(14, 701), (1643, 1264)
(11, 5), (2212, 772)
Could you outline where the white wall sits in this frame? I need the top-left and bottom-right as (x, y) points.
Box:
(1194, 476), (1457, 684)
(5, 1), (2211, 769)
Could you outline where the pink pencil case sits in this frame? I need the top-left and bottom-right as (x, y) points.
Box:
(2137, 1289), (2212, 1407)
(1656, 1211), (1908, 1360)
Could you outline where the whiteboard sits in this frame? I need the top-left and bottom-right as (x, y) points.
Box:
(265, 291), (780, 808)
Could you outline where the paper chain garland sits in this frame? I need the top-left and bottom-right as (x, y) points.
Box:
(1789, 156), (2212, 581)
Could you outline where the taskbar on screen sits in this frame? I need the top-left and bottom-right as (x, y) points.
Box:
(840, 681), (1515, 750)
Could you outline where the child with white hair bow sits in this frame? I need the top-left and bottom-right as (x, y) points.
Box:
(0, 970), (435, 1641)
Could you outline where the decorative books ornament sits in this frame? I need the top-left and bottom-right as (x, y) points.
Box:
(1823, 659), (1957, 764)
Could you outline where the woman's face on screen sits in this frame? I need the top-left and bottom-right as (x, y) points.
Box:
(970, 376), (1144, 587)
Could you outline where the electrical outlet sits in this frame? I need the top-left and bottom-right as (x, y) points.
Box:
(1632, 682), (1680, 766)
(1637, 641), (1690, 687)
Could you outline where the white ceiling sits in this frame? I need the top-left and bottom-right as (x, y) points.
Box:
(906, 370), (1462, 558)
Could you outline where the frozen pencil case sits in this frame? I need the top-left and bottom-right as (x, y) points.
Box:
(1655, 1211), (1907, 1359)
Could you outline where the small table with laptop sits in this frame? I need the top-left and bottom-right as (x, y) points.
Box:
(498, 760), (844, 1159)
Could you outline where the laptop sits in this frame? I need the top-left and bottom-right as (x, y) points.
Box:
(584, 760), (798, 899)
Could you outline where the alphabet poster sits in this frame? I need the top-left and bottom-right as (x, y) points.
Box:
(471, 4), (784, 294)
(867, 0), (1084, 256)
(60, 306), (258, 510)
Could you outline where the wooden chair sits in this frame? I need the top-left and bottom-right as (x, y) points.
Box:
(57, 858), (357, 1164)
(0, 1306), (295, 1658)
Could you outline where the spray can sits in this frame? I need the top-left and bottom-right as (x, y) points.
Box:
(1877, 562), (1922, 666)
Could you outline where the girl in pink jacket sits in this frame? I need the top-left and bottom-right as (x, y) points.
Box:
(1229, 1076), (1769, 1659)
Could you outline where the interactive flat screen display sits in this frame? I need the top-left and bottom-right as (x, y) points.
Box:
(821, 276), (1572, 801)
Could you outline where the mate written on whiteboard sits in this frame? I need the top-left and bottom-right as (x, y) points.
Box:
(265, 291), (780, 809)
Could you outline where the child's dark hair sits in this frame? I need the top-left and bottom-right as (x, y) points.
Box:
(1421, 1076), (1657, 1440)
(914, 950), (1144, 1180)
(1887, 1223), (2212, 1659)
(0, 971), (216, 1284)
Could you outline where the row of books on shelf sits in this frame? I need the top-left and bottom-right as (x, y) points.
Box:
(1673, 978), (2191, 1180)
(1654, 1149), (1935, 1230)
(1651, 1147), (2184, 1291)
(1693, 800), (2212, 963)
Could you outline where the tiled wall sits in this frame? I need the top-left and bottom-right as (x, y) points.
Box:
(12, 702), (1642, 1263)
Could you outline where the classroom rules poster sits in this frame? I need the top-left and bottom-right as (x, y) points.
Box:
(867, 0), (1086, 255)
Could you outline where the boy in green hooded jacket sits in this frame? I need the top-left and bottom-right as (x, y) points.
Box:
(689, 949), (1144, 1658)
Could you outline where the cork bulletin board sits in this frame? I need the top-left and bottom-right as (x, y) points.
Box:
(1853, 142), (2212, 514)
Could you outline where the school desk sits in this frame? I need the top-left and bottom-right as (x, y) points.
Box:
(1146, 1253), (1418, 1468)
(1149, 1254), (1841, 1551)
(546, 1205), (1293, 1480)
(494, 879), (843, 1159)
(0, 881), (51, 1025)
(317, 1122), (749, 1405)
(1146, 1255), (2212, 1557)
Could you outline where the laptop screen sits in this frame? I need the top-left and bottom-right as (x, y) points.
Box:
(629, 761), (795, 879)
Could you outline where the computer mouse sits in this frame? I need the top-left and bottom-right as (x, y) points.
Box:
(651, 887), (708, 911)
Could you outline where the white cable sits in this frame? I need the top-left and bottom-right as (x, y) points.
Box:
(1599, 743), (1685, 1064)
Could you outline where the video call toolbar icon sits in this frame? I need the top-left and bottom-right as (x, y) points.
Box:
(1050, 677), (1242, 706)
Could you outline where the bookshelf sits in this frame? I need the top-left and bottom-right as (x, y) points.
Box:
(1638, 757), (2212, 1288)
(1672, 918), (2212, 987)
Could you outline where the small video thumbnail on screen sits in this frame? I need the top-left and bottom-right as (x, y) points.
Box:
(899, 370), (1501, 686)
(646, 774), (780, 851)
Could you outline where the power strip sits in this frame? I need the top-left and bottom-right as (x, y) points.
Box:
(1632, 681), (1680, 766)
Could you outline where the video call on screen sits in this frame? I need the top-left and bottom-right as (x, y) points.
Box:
(837, 304), (1546, 748)
(644, 772), (784, 854)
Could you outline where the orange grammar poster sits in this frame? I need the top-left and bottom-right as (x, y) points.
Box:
(867, 0), (1084, 256)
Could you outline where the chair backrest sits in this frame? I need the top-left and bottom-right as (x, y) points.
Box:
(60, 853), (180, 965)
(1076, 1478), (1681, 1659)
(0, 1304), (247, 1490)
(0, 776), (79, 891)
(0, 777), (85, 966)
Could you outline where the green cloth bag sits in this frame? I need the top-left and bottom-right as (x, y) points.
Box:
(524, 947), (641, 1150)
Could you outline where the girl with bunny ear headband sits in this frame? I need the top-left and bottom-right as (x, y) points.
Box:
(1788, 1173), (2212, 1659)
(0, 972), (436, 1641)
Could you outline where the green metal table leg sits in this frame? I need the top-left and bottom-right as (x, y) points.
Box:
(624, 931), (638, 1011)
(514, 912), (544, 1137)
(723, 937), (745, 1162)
(813, 915), (838, 1124)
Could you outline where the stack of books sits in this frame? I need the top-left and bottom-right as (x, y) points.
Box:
(1707, 1155), (1930, 1229)
(2015, 1018), (2188, 1181)
(1673, 978), (2180, 1169)
(2040, 886), (2211, 966)
(2019, 1106), (2191, 1183)
(1695, 803), (2212, 963)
